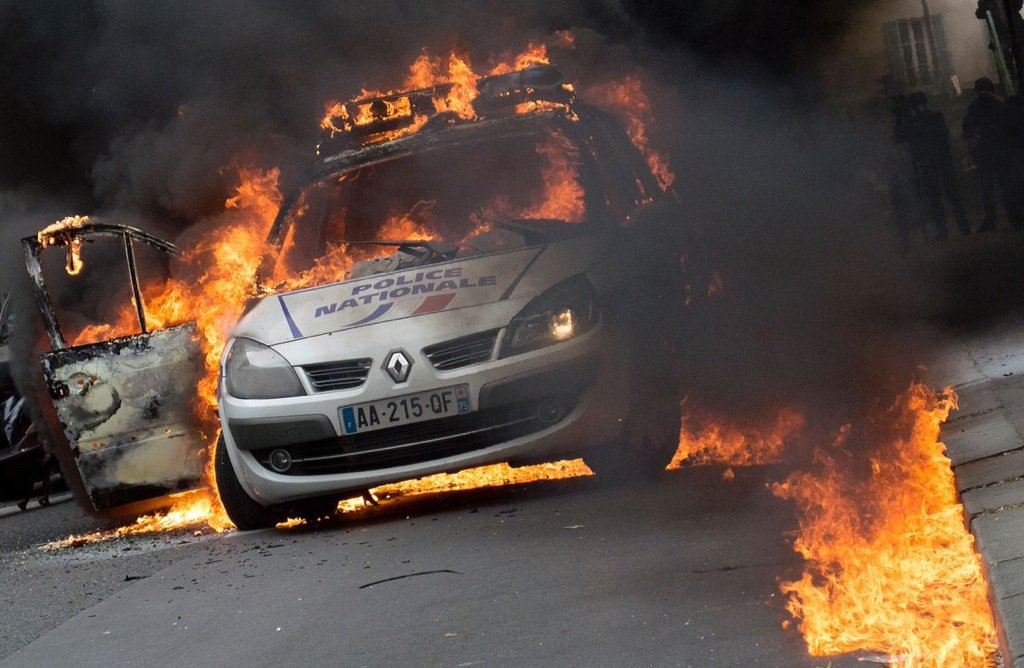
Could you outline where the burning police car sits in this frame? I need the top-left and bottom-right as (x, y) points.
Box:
(215, 65), (704, 529)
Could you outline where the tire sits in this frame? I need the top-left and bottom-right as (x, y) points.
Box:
(584, 394), (681, 483)
(214, 436), (286, 531)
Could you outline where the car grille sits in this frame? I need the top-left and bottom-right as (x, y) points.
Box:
(423, 329), (499, 371)
(252, 397), (574, 476)
(303, 358), (373, 392)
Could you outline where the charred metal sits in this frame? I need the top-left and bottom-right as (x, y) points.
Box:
(21, 222), (207, 514)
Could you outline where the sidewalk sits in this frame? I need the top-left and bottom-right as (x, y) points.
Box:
(930, 315), (1024, 667)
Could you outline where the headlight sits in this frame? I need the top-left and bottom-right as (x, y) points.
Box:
(224, 337), (305, 399)
(501, 276), (598, 357)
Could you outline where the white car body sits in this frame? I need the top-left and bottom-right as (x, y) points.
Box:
(219, 233), (634, 506)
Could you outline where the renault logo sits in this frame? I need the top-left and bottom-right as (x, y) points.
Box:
(384, 350), (412, 383)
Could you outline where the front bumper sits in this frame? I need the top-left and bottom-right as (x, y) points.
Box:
(218, 327), (630, 506)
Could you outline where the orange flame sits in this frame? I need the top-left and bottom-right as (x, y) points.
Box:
(521, 140), (586, 223)
(437, 53), (479, 120)
(38, 215), (90, 276)
(320, 101), (349, 137)
(378, 202), (438, 241)
(488, 42), (550, 76)
(772, 384), (997, 667)
(668, 407), (805, 468)
(585, 76), (676, 192)
(320, 42), (558, 147)
(335, 459), (592, 514)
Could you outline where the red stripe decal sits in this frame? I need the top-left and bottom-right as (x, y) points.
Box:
(412, 293), (456, 315)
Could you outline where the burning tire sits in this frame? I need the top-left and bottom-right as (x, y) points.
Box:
(215, 436), (286, 530)
(584, 392), (680, 482)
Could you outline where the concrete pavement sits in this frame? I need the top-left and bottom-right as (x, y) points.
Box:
(0, 470), (865, 668)
(933, 314), (1024, 668)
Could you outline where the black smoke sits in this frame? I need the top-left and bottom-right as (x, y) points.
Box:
(0, 0), (871, 214)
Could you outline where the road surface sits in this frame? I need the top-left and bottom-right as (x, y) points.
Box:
(0, 466), (863, 667)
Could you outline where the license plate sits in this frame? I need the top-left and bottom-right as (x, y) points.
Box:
(339, 385), (471, 435)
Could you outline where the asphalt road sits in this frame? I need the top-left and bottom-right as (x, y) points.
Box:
(0, 466), (867, 668)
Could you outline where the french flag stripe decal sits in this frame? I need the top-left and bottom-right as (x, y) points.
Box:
(412, 293), (456, 315)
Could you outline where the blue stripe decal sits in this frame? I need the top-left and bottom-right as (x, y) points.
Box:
(349, 302), (394, 327)
(499, 247), (546, 301)
(278, 296), (303, 339)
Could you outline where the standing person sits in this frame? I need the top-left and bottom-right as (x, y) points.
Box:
(898, 92), (971, 240)
(962, 77), (1023, 231)
(1004, 92), (1024, 230)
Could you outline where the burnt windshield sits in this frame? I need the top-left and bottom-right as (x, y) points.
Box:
(266, 127), (598, 285)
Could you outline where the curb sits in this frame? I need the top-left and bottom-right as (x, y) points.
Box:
(939, 336), (1024, 668)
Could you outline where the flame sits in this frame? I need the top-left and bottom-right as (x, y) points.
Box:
(319, 41), (558, 148)
(584, 77), (676, 192)
(772, 384), (997, 667)
(350, 97), (412, 127)
(64, 237), (84, 275)
(521, 140), (585, 222)
(378, 201), (438, 241)
(320, 101), (349, 137)
(461, 134), (586, 238)
(37, 214), (90, 243)
(43, 490), (222, 550)
(335, 459), (592, 513)
(437, 53), (479, 120)
(552, 30), (576, 50)
(488, 42), (550, 76)
(397, 51), (482, 120)
(269, 200), (439, 295)
(38, 215), (90, 276)
(142, 167), (284, 530)
(668, 407), (805, 468)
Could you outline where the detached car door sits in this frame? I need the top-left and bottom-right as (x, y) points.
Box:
(23, 221), (206, 514)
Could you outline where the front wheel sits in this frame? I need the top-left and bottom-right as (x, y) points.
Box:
(584, 395), (681, 483)
(215, 437), (286, 531)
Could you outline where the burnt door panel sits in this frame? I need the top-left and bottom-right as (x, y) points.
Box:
(24, 222), (208, 514)
(41, 324), (205, 510)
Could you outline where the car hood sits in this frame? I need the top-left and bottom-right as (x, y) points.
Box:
(233, 234), (612, 346)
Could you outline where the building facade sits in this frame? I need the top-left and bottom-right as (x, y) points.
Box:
(819, 0), (997, 106)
